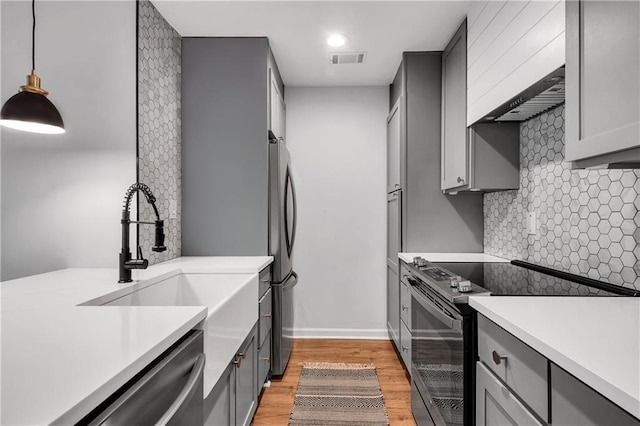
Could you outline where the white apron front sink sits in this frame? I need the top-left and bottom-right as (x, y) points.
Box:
(103, 273), (258, 397)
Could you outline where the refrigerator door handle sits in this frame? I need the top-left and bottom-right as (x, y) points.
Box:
(284, 166), (297, 257)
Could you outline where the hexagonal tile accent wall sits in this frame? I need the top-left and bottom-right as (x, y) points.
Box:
(484, 105), (640, 290)
(137, 0), (181, 264)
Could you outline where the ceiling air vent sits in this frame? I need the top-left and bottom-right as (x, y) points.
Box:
(330, 52), (366, 65)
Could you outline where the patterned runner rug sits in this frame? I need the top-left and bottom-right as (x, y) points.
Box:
(289, 362), (389, 425)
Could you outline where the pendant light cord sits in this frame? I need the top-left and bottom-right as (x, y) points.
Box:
(31, 0), (36, 70)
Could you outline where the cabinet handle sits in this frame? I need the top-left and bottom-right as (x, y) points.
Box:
(260, 357), (270, 362)
(402, 346), (409, 352)
(238, 350), (247, 359)
(233, 357), (242, 368)
(492, 350), (507, 365)
(457, 176), (465, 184)
(402, 305), (408, 311)
(263, 312), (272, 318)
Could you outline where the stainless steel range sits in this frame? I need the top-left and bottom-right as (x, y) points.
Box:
(406, 257), (638, 426)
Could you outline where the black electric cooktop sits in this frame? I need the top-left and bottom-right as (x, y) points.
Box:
(431, 260), (639, 297)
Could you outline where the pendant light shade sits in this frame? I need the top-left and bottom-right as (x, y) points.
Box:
(0, 0), (65, 135)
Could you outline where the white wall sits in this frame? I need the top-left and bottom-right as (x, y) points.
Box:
(286, 87), (388, 338)
(1, 1), (137, 281)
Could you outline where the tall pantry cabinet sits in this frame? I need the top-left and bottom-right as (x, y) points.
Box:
(386, 52), (484, 351)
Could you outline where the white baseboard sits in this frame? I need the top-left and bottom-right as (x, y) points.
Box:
(292, 328), (390, 340)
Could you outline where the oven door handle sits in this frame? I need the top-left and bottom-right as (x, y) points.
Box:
(411, 287), (462, 331)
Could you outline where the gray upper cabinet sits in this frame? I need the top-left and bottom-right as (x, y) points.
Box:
(565, 0), (640, 168)
(269, 68), (286, 141)
(442, 20), (469, 191)
(441, 21), (520, 193)
(387, 98), (403, 193)
(182, 38), (284, 256)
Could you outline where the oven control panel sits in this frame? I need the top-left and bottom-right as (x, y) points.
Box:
(421, 267), (454, 282)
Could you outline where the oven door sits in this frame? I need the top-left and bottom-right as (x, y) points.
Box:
(410, 283), (464, 426)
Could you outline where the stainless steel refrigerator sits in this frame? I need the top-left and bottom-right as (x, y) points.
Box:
(268, 131), (298, 377)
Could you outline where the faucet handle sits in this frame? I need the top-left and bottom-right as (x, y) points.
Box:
(152, 220), (167, 252)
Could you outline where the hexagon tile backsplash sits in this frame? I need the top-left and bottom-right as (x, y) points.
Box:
(138, 0), (181, 264)
(484, 105), (640, 290)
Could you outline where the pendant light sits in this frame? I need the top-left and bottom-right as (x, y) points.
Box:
(0, 0), (64, 134)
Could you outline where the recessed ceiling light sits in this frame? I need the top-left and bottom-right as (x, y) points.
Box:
(327, 34), (348, 47)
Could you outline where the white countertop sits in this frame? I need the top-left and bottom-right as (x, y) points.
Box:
(469, 296), (640, 420)
(399, 252), (510, 264)
(1, 256), (273, 425)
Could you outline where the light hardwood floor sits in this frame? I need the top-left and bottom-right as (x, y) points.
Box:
(252, 339), (417, 425)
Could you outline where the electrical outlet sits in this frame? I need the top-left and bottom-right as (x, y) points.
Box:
(526, 211), (537, 235)
(169, 200), (177, 219)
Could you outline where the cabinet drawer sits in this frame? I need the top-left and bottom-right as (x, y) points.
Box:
(477, 314), (548, 421)
(476, 361), (543, 426)
(400, 280), (411, 328)
(400, 320), (411, 371)
(259, 288), (272, 348)
(258, 267), (271, 300)
(258, 331), (271, 395)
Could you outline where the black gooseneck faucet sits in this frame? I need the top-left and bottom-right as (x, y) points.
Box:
(119, 183), (167, 283)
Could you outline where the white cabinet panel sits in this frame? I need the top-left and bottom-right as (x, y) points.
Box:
(467, 0), (508, 49)
(467, 0), (565, 126)
(467, 0), (529, 68)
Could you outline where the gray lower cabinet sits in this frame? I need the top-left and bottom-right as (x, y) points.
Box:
(551, 364), (640, 426)
(204, 323), (258, 426)
(399, 319), (411, 370)
(387, 263), (400, 348)
(476, 314), (640, 425)
(476, 362), (543, 426)
(565, 0), (640, 168)
(387, 189), (401, 350)
(257, 284), (272, 396)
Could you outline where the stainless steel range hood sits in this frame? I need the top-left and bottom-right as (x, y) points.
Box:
(478, 67), (565, 123)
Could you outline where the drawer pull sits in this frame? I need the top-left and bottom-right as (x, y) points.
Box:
(263, 312), (272, 318)
(261, 357), (270, 362)
(233, 357), (242, 368)
(238, 350), (247, 359)
(492, 350), (507, 365)
(401, 305), (408, 311)
(402, 345), (409, 352)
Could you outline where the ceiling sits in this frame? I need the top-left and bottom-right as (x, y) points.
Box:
(151, 1), (470, 87)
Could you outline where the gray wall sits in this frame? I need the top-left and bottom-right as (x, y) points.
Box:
(485, 105), (640, 290)
(287, 87), (389, 338)
(1, 1), (137, 281)
(181, 38), (269, 255)
(138, 0), (182, 264)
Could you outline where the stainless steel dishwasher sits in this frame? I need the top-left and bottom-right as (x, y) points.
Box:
(80, 330), (205, 426)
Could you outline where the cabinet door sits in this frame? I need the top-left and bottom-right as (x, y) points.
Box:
(551, 364), (640, 426)
(387, 97), (403, 193)
(235, 327), (258, 426)
(387, 264), (400, 349)
(476, 362), (543, 426)
(441, 20), (469, 191)
(565, 0), (640, 166)
(204, 362), (235, 426)
(258, 331), (271, 396)
(387, 191), (401, 261)
(400, 320), (412, 370)
(269, 69), (283, 139)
